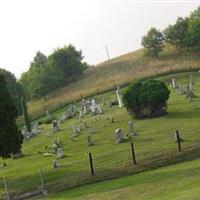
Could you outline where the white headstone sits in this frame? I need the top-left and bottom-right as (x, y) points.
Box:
(115, 85), (123, 108)
(97, 104), (103, 114)
(172, 78), (176, 89)
(91, 99), (96, 113)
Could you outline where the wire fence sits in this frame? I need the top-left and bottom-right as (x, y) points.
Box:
(1, 134), (200, 200)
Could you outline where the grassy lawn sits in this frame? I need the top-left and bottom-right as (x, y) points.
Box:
(42, 158), (200, 200)
(1, 72), (200, 198)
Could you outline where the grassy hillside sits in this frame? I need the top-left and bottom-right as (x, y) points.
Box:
(19, 46), (200, 122)
(2, 72), (200, 199)
(43, 158), (200, 200)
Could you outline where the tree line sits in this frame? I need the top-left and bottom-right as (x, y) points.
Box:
(141, 7), (200, 57)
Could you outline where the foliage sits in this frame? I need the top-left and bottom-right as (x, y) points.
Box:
(21, 97), (31, 132)
(164, 17), (188, 51)
(184, 7), (200, 52)
(49, 45), (87, 84)
(0, 68), (24, 115)
(141, 6), (200, 56)
(123, 79), (170, 118)
(0, 74), (23, 159)
(141, 27), (164, 57)
(20, 45), (89, 99)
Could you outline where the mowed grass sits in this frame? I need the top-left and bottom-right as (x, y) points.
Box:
(1, 72), (200, 198)
(42, 158), (200, 200)
(18, 46), (200, 122)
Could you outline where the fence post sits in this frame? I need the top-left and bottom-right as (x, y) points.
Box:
(88, 152), (94, 175)
(39, 168), (48, 196)
(3, 176), (10, 200)
(175, 130), (181, 152)
(130, 142), (137, 165)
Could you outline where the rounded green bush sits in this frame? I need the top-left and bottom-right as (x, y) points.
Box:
(123, 79), (170, 118)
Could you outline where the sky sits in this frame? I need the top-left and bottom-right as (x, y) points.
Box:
(0, 0), (199, 78)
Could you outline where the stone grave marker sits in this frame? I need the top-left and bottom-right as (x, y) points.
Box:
(171, 78), (176, 89)
(52, 120), (60, 132)
(87, 135), (93, 146)
(56, 147), (64, 159)
(91, 99), (97, 114)
(97, 104), (103, 114)
(115, 128), (124, 144)
(128, 121), (136, 137)
(115, 85), (123, 108)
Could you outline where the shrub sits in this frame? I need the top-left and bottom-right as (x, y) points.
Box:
(123, 79), (170, 119)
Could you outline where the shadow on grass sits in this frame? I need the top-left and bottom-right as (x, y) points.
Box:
(4, 143), (200, 200)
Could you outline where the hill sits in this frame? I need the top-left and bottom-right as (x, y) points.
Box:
(2, 72), (200, 199)
(18, 46), (200, 123)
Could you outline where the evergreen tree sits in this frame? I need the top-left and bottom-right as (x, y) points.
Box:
(21, 97), (31, 133)
(0, 74), (23, 159)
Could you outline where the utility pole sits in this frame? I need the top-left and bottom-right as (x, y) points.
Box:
(105, 46), (110, 61)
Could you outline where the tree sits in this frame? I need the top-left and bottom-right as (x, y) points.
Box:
(123, 80), (170, 119)
(20, 51), (64, 99)
(0, 74), (23, 160)
(48, 44), (88, 84)
(0, 68), (24, 115)
(141, 27), (164, 57)
(184, 6), (200, 52)
(164, 17), (188, 51)
(21, 97), (31, 133)
(20, 45), (88, 99)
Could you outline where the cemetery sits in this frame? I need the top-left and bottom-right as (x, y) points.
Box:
(1, 72), (200, 199)
(1, 2), (200, 199)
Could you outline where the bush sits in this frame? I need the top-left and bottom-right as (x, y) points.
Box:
(123, 80), (170, 119)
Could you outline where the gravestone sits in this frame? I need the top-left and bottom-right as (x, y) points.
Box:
(56, 147), (64, 159)
(91, 99), (97, 114)
(79, 110), (84, 122)
(53, 160), (60, 168)
(87, 135), (93, 146)
(115, 85), (123, 108)
(52, 139), (61, 153)
(12, 151), (23, 159)
(87, 127), (95, 134)
(115, 128), (124, 144)
(101, 96), (104, 106)
(97, 104), (103, 114)
(46, 110), (51, 118)
(171, 78), (176, 89)
(128, 121), (136, 137)
(178, 84), (185, 95)
(52, 120), (60, 132)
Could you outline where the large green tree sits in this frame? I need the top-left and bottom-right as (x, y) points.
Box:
(20, 51), (63, 98)
(20, 45), (88, 99)
(184, 6), (200, 52)
(0, 68), (24, 115)
(48, 44), (88, 84)
(141, 27), (164, 57)
(164, 17), (188, 51)
(0, 74), (23, 159)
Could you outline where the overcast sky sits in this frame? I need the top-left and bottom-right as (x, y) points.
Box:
(0, 0), (199, 78)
